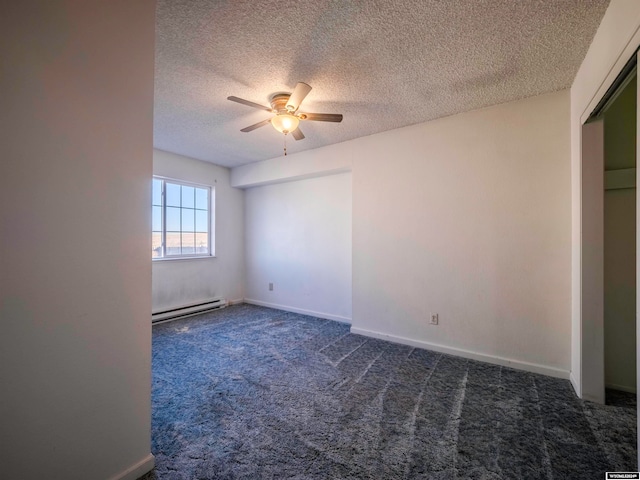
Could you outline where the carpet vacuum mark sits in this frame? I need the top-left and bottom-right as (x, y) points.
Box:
(141, 304), (637, 479)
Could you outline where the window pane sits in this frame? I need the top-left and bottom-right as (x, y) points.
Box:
(166, 207), (180, 231)
(181, 186), (195, 208)
(152, 179), (162, 206)
(195, 232), (209, 254)
(195, 210), (208, 233)
(152, 206), (162, 231)
(181, 208), (195, 232)
(165, 232), (181, 256)
(195, 188), (208, 210)
(181, 232), (195, 254)
(166, 182), (181, 207)
(152, 178), (212, 259)
(152, 232), (162, 258)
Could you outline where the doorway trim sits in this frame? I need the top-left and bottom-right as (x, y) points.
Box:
(571, 7), (640, 401)
(580, 119), (605, 404)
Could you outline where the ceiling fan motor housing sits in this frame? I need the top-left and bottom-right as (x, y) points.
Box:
(270, 93), (294, 114)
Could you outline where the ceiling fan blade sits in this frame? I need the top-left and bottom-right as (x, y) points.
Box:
(227, 96), (272, 112)
(291, 127), (305, 141)
(299, 112), (343, 122)
(240, 118), (271, 132)
(286, 82), (312, 112)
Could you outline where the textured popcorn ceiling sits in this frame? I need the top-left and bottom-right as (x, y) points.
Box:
(155, 0), (610, 168)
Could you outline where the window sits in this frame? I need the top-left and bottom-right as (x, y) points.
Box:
(152, 177), (212, 259)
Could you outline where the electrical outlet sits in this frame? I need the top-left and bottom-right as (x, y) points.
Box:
(269, 282), (273, 291)
(430, 313), (439, 325)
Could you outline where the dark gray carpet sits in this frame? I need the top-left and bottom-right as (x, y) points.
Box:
(141, 304), (637, 479)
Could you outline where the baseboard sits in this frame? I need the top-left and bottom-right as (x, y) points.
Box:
(605, 382), (637, 394)
(228, 298), (244, 306)
(243, 298), (352, 324)
(108, 453), (154, 480)
(570, 371), (581, 397)
(350, 326), (570, 380)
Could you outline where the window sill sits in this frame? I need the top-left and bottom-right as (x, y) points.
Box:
(153, 255), (216, 262)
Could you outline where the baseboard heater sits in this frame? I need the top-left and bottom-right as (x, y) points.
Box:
(152, 298), (227, 324)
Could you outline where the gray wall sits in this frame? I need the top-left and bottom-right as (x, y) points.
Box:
(0, 2), (155, 478)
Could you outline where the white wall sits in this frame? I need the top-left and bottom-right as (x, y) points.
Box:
(231, 141), (352, 188)
(244, 173), (352, 322)
(570, 0), (640, 397)
(234, 90), (572, 377)
(350, 90), (571, 376)
(153, 150), (244, 311)
(0, 2), (155, 480)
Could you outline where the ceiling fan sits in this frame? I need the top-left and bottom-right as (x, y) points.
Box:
(227, 82), (343, 141)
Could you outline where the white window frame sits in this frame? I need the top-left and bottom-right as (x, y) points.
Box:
(152, 176), (214, 260)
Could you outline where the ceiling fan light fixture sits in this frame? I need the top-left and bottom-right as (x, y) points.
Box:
(228, 83), (342, 141)
(271, 113), (299, 134)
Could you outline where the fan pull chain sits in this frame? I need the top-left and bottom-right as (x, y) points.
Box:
(283, 134), (287, 156)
